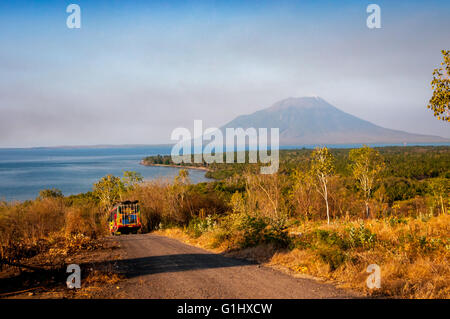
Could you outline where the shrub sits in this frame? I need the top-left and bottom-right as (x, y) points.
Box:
(209, 213), (291, 249)
(236, 214), (267, 248)
(187, 215), (217, 238)
(317, 247), (347, 271)
(347, 222), (377, 248)
(315, 229), (350, 250)
(263, 218), (291, 248)
(38, 188), (63, 200)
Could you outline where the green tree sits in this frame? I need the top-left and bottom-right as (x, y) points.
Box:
(349, 145), (385, 218)
(428, 178), (449, 214)
(310, 147), (334, 224)
(38, 188), (63, 200)
(93, 171), (144, 211)
(428, 50), (450, 122)
(122, 170), (143, 190)
(93, 174), (123, 211)
(174, 169), (190, 185)
(230, 191), (245, 214)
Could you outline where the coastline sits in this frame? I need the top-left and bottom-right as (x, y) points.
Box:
(140, 160), (210, 172)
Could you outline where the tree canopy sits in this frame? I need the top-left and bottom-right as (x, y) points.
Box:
(349, 145), (385, 217)
(428, 50), (450, 122)
(93, 171), (143, 210)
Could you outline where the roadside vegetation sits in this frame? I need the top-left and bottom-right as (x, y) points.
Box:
(1, 146), (449, 298)
(142, 145), (450, 298)
(0, 171), (141, 272)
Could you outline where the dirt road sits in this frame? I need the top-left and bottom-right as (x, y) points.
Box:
(99, 233), (357, 298)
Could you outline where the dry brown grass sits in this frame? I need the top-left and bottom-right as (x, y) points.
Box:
(0, 198), (65, 264)
(0, 198), (107, 267)
(160, 213), (450, 299)
(270, 214), (450, 298)
(83, 270), (122, 286)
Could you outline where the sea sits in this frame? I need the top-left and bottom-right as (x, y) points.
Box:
(0, 143), (448, 202)
(0, 145), (209, 202)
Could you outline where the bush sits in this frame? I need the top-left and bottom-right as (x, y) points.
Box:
(187, 215), (217, 238)
(347, 222), (377, 248)
(263, 218), (291, 248)
(209, 213), (290, 249)
(237, 214), (267, 248)
(315, 229), (350, 250)
(38, 188), (63, 200)
(316, 247), (347, 271)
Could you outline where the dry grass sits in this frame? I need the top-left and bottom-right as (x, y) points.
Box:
(272, 214), (450, 298)
(84, 270), (122, 286)
(159, 213), (450, 299)
(0, 198), (107, 268)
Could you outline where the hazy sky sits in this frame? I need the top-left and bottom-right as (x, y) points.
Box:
(0, 0), (449, 147)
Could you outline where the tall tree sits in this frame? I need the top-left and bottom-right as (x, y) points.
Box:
(310, 147), (334, 224)
(349, 145), (385, 218)
(428, 50), (450, 122)
(93, 175), (123, 211)
(428, 178), (449, 214)
(122, 171), (143, 191)
(93, 171), (144, 211)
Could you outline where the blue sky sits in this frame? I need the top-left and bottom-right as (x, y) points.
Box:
(0, 0), (449, 147)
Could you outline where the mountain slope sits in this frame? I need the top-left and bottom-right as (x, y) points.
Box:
(221, 97), (449, 145)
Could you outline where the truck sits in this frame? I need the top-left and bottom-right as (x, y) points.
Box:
(108, 200), (142, 235)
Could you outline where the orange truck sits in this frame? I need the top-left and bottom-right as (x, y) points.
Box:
(108, 200), (142, 235)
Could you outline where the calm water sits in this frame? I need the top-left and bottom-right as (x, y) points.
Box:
(0, 145), (210, 202)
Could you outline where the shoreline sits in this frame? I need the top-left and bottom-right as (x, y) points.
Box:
(140, 160), (210, 172)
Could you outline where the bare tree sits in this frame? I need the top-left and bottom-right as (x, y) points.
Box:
(310, 147), (335, 224)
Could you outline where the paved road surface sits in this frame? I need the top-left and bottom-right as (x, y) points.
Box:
(102, 233), (357, 298)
